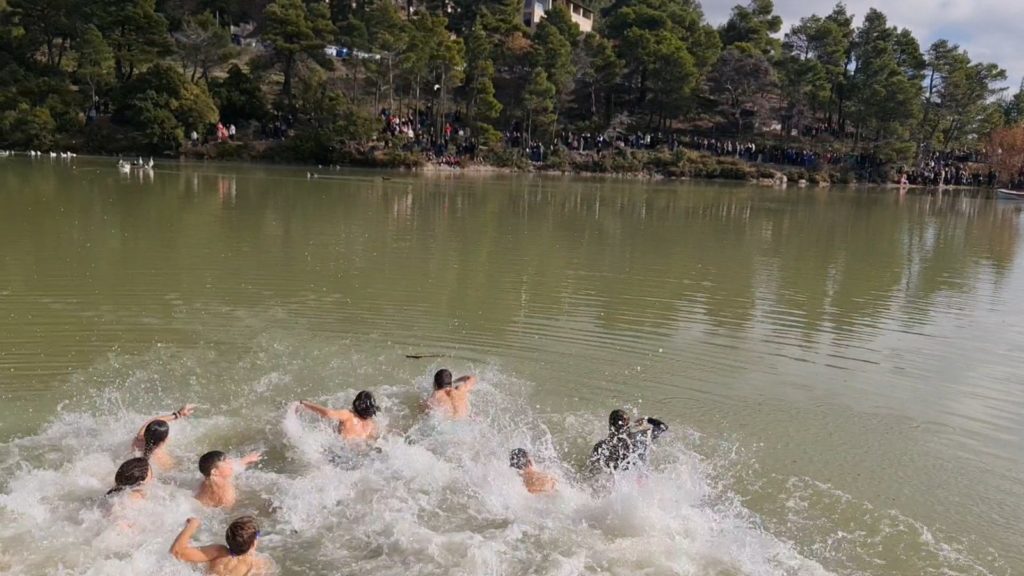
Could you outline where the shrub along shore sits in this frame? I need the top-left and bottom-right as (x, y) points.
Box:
(178, 140), (994, 189)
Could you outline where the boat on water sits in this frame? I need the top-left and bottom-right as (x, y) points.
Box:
(997, 189), (1024, 200)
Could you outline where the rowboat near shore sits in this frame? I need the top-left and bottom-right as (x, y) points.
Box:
(996, 189), (1024, 200)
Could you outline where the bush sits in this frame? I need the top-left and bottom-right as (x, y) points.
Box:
(82, 119), (137, 154)
(0, 104), (57, 150)
(785, 169), (809, 182)
(368, 150), (425, 169)
(113, 63), (218, 154)
(807, 171), (830, 185)
(484, 147), (531, 171)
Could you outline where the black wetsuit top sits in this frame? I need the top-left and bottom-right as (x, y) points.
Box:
(589, 418), (669, 472)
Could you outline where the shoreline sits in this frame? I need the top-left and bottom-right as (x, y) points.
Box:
(7, 150), (1001, 196)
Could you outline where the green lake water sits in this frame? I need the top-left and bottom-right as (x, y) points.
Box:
(0, 156), (1021, 575)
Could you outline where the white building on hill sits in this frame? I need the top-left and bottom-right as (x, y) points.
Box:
(523, 0), (595, 33)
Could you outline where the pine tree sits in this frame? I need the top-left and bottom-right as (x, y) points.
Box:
(523, 68), (556, 145)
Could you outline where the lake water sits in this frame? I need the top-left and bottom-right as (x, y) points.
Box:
(0, 156), (1021, 576)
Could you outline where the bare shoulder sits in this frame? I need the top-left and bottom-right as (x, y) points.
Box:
(206, 544), (231, 557)
(428, 389), (451, 403)
(196, 544), (232, 563)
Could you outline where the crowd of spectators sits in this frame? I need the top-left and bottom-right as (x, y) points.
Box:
(374, 110), (1000, 186)
(897, 149), (996, 187)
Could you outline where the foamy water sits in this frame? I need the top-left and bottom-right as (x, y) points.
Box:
(0, 350), (999, 576)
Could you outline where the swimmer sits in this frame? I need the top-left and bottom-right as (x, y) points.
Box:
(297, 391), (379, 441)
(131, 403), (195, 471)
(106, 457), (153, 501)
(509, 448), (556, 494)
(171, 516), (270, 576)
(425, 369), (477, 419)
(588, 409), (668, 473)
(195, 450), (264, 509)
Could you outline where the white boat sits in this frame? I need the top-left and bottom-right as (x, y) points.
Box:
(996, 189), (1024, 200)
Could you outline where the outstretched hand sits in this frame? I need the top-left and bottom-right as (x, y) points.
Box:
(177, 404), (197, 418)
(185, 517), (201, 528)
(239, 451), (263, 467)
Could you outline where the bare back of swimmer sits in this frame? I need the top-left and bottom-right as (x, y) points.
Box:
(297, 391), (380, 441)
(425, 369), (477, 419)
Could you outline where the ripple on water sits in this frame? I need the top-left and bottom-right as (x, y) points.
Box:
(0, 338), (1008, 576)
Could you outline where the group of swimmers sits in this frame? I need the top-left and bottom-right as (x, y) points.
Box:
(105, 368), (669, 575)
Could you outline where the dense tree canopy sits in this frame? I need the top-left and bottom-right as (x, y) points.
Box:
(0, 0), (1019, 176)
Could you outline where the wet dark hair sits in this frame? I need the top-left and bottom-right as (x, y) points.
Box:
(609, 409), (630, 433)
(142, 420), (170, 458)
(106, 457), (150, 496)
(509, 448), (530, 471)
(433, 369), (452, 390)
(352, 391), (378, 420)
(198, 450), (227, 477)
(226, 516), (260, 556)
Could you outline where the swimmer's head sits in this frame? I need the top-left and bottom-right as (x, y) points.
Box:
(226, 516), (260, 556)
(609, 409), (630, 433)
(433, 369), (453, 390)
(107, 457), (151, 495)
(352, 390), (378, 419)
(509, 448), (531, 471)
(199, 450), (231, 478)
(143, 420), (170, 458)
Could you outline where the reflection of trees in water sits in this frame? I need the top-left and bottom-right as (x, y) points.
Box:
(352, 183), (1019, 345)
(1, 167), (1018, 353)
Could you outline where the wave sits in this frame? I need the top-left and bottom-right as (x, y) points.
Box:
(0, 350), (1002, 575)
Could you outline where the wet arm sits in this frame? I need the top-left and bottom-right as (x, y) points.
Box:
(587, 441), (606, 473)
(454, 375), (477, 391)
(298, 401), (343, 421)
(645, 417), (669, 440)
(133, 404), (194, 444)
(235, 451), (263, 469)
(170, 520), (226, 564)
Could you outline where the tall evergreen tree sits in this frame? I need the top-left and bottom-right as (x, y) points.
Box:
(463, 25), (503, 144)
(523, 67), (556, 144)
(260, 0), (335, 108)
(720, 0), (782, 57)
(846, 8), (924, 156)
(93, 0), (174, 82)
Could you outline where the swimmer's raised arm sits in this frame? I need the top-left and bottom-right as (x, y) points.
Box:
(643, 417), (668, 440)
(170, 517), (228, 564)
(454, 375), (476, 390)
(297, 400), (346, 421)
(236, 451), (263, 469)
(132, 404), (195, 447)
